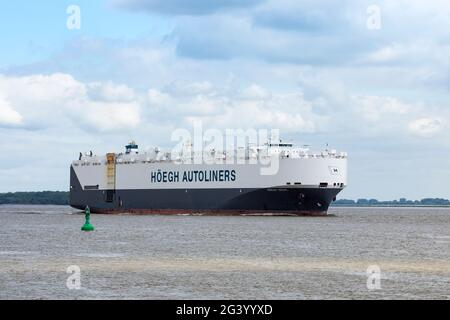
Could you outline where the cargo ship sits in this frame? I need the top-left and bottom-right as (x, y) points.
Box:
(70, 141), (347, 215)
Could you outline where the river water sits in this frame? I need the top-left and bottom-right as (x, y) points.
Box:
(0, 205), (449, 299)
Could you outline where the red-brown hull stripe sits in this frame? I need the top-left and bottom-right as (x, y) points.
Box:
(91, 208), (329, 216)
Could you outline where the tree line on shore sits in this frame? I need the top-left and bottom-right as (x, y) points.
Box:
(0, 191), (69, 205)
(0, 192), (449, 206)
(333, 198), (450, 206)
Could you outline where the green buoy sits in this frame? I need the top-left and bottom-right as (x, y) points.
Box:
(81, 206), (95, 231)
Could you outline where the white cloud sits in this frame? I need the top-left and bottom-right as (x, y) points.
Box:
(141, 76), (449, 140)
(147, 82), (225, 117)
(409, 117), (444, 137)
(180, 90), (318, 132)
(146, 81), (319, 131)
(356, 95), (412, 122)
(147, 88), (171, 106)
(69, 100), (141, 132)
(87, 81), (136, 102)
(0, 94), (23, 126)
(363, 44), (403, 64)
(240, 84), (272, 100)
(163, 80), (216, 97)
(0, 73), (141, 132)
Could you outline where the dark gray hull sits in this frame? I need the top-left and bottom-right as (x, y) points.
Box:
(70, 166), (343, 215)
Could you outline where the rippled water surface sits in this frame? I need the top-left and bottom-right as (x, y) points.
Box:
(0, 205), (449, 299)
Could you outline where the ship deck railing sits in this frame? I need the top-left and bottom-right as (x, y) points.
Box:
(72, 151), (347, 166)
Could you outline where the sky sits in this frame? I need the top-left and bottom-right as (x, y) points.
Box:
(0, 0), (449, 200)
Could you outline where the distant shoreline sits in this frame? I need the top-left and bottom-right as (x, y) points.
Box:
(0, 191), (69, 206)
(331, 204), (450, 208)
(333, 198), (450, 207)
(1, 191), (449, 208)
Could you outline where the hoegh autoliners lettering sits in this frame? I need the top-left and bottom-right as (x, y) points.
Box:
(150, 170), (237, 183)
